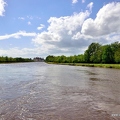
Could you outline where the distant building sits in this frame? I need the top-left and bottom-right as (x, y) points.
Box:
(33, 57), (44, 62)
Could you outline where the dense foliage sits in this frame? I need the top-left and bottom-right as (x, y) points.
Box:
(0, 56), (33, 63)
(46, 42), (120, 64)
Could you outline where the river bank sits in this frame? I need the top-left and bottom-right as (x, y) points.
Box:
(47, 62), (120, 69)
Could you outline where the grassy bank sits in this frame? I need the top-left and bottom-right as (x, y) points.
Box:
(47, 62), (120, 69)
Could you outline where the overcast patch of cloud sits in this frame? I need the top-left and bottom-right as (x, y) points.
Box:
(0, 0), (6, 16)
(81, 2), (120, 36)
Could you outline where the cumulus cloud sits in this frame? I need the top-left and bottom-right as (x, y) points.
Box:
(81, 2), (120, 36)
(1, 2), (119, 58)
(0, 0), (6, 16)
(37, 24), (45, 30)
(72, 0), (78, 4)
(33, 10), (90, 55)
(32, 2), (120, 57)
(47, 11), (90, 34)
(0, 31), (37, 40)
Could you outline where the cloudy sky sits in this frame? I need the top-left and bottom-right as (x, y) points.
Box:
(0, 0), (120, 58)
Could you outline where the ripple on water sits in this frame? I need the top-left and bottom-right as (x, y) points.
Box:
(0, 63), (120, 120)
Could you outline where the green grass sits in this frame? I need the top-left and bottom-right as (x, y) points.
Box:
(46, 62), (120, 69)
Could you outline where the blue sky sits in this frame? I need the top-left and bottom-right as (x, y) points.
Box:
(0, 0), (120, 58)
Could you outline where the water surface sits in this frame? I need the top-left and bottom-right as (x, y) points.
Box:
(0, 62), (120, 120)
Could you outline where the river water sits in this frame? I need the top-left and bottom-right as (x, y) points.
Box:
(0, 62), (120, 120)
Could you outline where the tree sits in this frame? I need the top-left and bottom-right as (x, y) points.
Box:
(59, 55), (67, 63)
(84, 43), (101, 63)
(45, 55), (55, 62)
(45, 41), (120, 64)
(102, 45), (114, 63)
(84, 50), (89, 63)
(111, 41), (120, 63)
(114, 48), (120, 63)
(77, 54), (85, 63)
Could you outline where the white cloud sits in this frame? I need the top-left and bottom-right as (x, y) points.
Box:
(32, 2), (120, 57)
(82, 0), (85, 3)
(1, 2), (120, 58)
(0, 47), (51, 58)
(37, 24), (45, 30)
(33, 10), (90, 45)
(0, 0), (6, 16)
(47, 11), (90, 35)
(87, 2), (93, 11)
(28, 21), (31, 25)
(0, 31), (37, 40)
(81, 2), (120, 36)
(27, 16), (33, 20)
(0, 47), (34, 57)
(72, 0), (78, 4)
(18, 17), (25, 20)
(33, 10), (91, 55)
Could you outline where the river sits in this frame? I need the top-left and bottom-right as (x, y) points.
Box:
(0, 62), (120, 120)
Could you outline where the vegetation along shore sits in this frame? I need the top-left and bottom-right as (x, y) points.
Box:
(47, 62), (120, 69)
(0, 56), (33, 63)
(46, 42), (120, 69)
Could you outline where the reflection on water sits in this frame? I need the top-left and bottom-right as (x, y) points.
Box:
(0, 62), (120, 120)
(89, 78), (110, 81)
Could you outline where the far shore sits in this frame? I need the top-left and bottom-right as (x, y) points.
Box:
(46, 62), (120, 69)
(0, 61), (34, 64)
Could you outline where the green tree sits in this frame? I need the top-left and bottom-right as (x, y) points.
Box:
(59, 55), (67, 63)
(102, 45), (113, 63)
(110, 41), (120, 63)
(84, 50), (89, 63)
(84, 43), (101, 63)
(46, 55), (55, 62)
(77, 54), (85, 63)
(114, 48), (120, 63)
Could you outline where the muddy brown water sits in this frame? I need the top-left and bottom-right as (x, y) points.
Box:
(0, 62), (120, 120)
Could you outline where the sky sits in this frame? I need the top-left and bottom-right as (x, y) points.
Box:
(0, 0), (120, 58)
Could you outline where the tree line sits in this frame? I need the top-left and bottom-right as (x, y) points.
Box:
(46, 42), (120, 64)
(0, 56), (33, 63)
